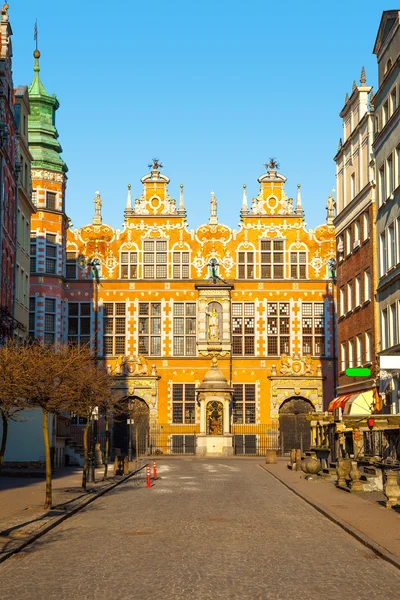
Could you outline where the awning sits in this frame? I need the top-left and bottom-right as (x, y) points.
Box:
(327, 395), (351, 412)
(342, 391), (374, 416)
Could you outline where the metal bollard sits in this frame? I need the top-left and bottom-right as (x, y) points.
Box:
(153, 459), (157, 480)
(146, 464), (151, 488)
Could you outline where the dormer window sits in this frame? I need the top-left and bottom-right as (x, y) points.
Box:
(260, 240), (284, 279)
(237, 251), (254, 279)
(121, 251), (138, 279)
(173, 251), (190, 279)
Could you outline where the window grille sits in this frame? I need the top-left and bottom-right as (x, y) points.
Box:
(233, 384), (256, 424)
(302, 303), (325, 356)
(172, 383), (196, 424)
(260, 240), (284, 279)
(232, 303), (255, 355)
(267, 302), (290, 355)
(138, 302), (162, 355)
(103, 303), (126, 355)
(68, 302), (91, 347)
(173, 303), (196, 355)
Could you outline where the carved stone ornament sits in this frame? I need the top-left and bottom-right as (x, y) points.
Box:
(31, 169), (64, 183)
(278, 354), (314, 377)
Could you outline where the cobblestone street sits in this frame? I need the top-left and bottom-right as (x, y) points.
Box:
(0, 459), (399, 600)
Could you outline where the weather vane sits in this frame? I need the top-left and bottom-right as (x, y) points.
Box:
(148, 158), (163, 171)
(34, 19), (38, 50)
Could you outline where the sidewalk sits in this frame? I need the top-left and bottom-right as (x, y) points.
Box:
(0, 460), (147, 563)
(261, 459), (400, 569)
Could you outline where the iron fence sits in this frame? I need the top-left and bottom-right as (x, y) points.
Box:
(231, 423), (281, 456)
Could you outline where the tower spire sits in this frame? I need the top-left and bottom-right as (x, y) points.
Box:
(241, 184), (248, 214)
(295, 184), (304, 215)
(360, 66), (366, 85)
(126, 184), (132, 210)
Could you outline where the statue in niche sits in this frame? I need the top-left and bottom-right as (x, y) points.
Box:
(206, 305), (220, 341)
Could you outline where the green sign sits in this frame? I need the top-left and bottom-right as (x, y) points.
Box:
(345, 368), (371, 377)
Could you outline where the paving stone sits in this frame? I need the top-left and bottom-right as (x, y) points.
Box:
(0, 459), (399, 600)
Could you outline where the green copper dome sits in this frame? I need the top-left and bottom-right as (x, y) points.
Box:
(28, 50), (68, 174)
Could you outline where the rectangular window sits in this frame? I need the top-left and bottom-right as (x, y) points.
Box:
(396, 146), (400, 189)
(363, 211), (370, 242)
(46, 191), (56, 210)
(173, 252), (190, 279)
(364, 270), (371, 302)
(44, 298), (56, 345)
(387, 156), (394, 197)
(383, 100), (389, 126)
(346, 228), (352, 255)
(390, 87), (397, 115)
(380, 231), (387, 276)
(302, 303), (325, 356)
(348, 339), (354, 368)
(233, 384), (256, 424)
(365, 331), (372, 363)
(237, 251), (254, 279)
(267, 302), (290, 355)
(340, 342), (346, 372)
(381, 308), (389, 351)
(172, 384), (196, 424)
(143, 240), (167, 279)
(388, 222), (395, 270)
(45, 233), (57, 274)
(68, 302), (91, 347)
(138, 302), (162, 356)
(29, 297), (35, 339)
(103, 303), (126, 356)
(356, 335), (362, 367)
(350, 173), (356, 200)
(30, 234), (36, 273)
(346, 281), (353, 312)
(389, 303), (397, 347)
(260, 240), (284, 279)
(120, 251), (138, 279)
(339, 287), (345, 317)
(32, 189), (37, 207)
(290, 251), (307, 279)
(232, 303), (255, 355)
(173, 303), (196, 356)
(66, 252), (77, 279)
(354, 220), (360, 246)
(379, 166), (385, 206)
(355, 275), (361, 307)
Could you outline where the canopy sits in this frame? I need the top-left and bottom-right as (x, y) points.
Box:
(328, 391), (374, 415)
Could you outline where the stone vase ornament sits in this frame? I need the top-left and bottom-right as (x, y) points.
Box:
(289, 448), (296, 470)
(301, 453), (322, 479)
(336, 458), (351, 487)
(349, 460), (363, 492)
(383, 470), (400, 509)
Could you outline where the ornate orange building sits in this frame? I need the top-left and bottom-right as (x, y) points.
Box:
(60, 159), (336, 456)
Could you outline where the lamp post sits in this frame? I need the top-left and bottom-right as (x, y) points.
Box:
(127, 398), (133, 462)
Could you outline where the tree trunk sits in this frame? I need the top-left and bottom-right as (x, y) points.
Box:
(102, 412), (109, 481)
(42, 409), (53, 510)
(82, 420), (90, 491)
(0, 411), (8, 470)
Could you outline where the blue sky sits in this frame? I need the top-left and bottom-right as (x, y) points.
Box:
(12, 1), (383, 231)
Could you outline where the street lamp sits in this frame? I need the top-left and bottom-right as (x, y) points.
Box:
(328, 258), (337, 398)
(127, 398), (134, 462)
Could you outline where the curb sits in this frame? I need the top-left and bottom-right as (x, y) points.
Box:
(0, 464), (147, 565)
(259, 463), (400, 571)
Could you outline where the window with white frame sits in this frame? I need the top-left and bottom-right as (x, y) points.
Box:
(32, 189), (37, 207)
(383, 100), (389, 126)
(172, 384), (195, 424)
(340, 342), (346, 372)
(290, 250), (307, 279)
(260, 240), (284, 279)
(30, 234), (36, 272)
(348, 339), (354, 368)
(381, 308), (389, 351)
(387, 155), (394, 197)
(365, 331), (372, 363)
(143, 240), (167, 279)
(173, 251), (190, 279)
(391, 87), (397, 115)
(379, 166), (385, 205)
(66, 251), (77, 279)
(396, 146), (400, 189)
(44, 298), (56, 345)
(173, 303), (196, 356)
(354, 220), (360, 246)
(389, 303), (397, 347)
(346, 281), (353, 312)
(103, 303), (126, 356)
(387, 222), (395, 270)
(68, 303), (91, 347)
(363, 211), (370, 242)
(350, 173), (356, 200)
(266, 302), (290, 355)
(356, 335), (362, 367)
(397, 217), (400, 265)
(232, 303), (255, 355)
(237, 250), (254, 279)
(346, 228), (352, 255)
(339, 287), (345, 316)
(302, 303), (325, 356)
(120, 251), (138, 279)
(364, 269), (371, 302)
(380, 231), (387, 276)
(138, 302), (161, 355)
(45, 233), (57, 274)
(355, 275), (362, 307)
(29, 297), (35, 339)
(232, 384), (256, 424)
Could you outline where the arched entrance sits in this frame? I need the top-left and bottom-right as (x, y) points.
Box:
(113, 396), (150, 458)
(279, 397), (313, 454)
(206, 401), (223, 435)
